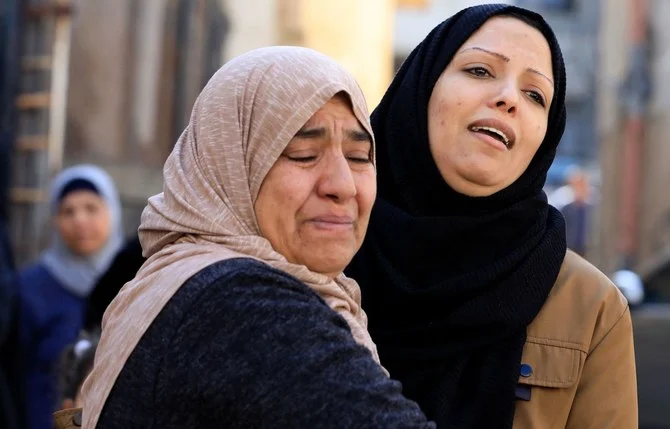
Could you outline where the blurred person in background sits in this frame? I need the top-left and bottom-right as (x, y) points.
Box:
(18, 164), (123, 429)
(0, 220), (25, 429)
(558, 166), (593, 257)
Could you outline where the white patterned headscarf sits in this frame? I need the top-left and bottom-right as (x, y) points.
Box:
(81, 46), (382, 428)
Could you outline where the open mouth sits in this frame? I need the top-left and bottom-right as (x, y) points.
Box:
(469, 125), (512, 148)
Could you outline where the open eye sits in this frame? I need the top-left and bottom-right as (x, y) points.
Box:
(526, 90), (546, 107)
(465, 66), (493, 78)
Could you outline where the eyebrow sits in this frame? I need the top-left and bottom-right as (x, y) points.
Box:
(459, 46), (554, 86)
(295, 126), (371, 142)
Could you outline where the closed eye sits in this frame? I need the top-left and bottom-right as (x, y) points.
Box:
(347, 156), (372, 164)
(286, 155), (317, 163)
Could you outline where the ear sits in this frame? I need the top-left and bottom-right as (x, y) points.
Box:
(61, 398), (75, 410)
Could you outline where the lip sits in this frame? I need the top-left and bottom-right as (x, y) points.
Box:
(468, 118), (516, 150)
(307, 215), (355, 230)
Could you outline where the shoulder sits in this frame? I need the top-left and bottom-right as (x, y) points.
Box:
(153, 258), (334, 343)
(18, 264), (66, 333)
(166, 259), (349, 356)
(152, 260), (431, 428)
(528, 250), (628, 353)
(182, 257), (325, 305)
(124, 258), (332, 356)
(18, 263), (57, 304)
(19, 263), (51, 284)
(108, 259), (433, 428)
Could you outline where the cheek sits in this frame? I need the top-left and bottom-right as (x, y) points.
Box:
(355, 172), (377, 217)
(256, 174), (305, 237)
(532, 122), (548, 152)
(56, 218), (73, 238)
(273, 178), (303, 210)
(428, 92), (462, 154)
(518, 121), (548, 168)
(56, 218), (81, 249)
(94, 211), (112, 237)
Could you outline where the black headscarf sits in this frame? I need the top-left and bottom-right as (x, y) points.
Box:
(346, 4), (567, 428)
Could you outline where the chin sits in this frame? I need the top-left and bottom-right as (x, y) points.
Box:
(303, 252), (353, 278)
(71, 245), (100, 258)
(299, 240), (357, 274)
(453, 167), (506, 195)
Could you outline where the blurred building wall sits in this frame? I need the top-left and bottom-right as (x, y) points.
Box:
(298, 0), (395, 110)
(223, 0), (277, 59)
(224, 0), (398, 111)
(65, 0), (134, 163)
(394, 0), (513, 58)
(7, 0), (229, 264)
(597, 0), (670, 285)
(638, 0), (670, 280)
(594, 0), (627, 275)
(512, 0), (670, 284)
(65, 0), (173, 239)
(10, 0), (407, 263)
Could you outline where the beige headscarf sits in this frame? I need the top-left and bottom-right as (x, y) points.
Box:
(81, 46), (382, 428)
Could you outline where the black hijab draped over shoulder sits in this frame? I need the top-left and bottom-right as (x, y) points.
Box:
(346, 4), (567, 428)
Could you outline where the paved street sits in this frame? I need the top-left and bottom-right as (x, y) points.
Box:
(633, 304), (670, 428)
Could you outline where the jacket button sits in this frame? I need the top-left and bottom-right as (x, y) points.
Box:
(73, 410), (82, 426)
(520, 363), (533, 377)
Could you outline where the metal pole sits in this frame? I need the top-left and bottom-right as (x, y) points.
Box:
(47, 0), (74, 175)
(618, 0), (650, 268)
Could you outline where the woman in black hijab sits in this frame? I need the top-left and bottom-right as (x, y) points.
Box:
(347, 4), (637, 428)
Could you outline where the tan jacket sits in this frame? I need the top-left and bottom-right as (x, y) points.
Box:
(53, 408), (81, 428)
(513, 250), (638, 428)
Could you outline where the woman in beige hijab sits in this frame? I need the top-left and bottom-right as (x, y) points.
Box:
(72, 46), (433, 429)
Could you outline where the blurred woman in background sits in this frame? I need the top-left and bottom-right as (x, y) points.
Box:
(19, 164), (122, 429)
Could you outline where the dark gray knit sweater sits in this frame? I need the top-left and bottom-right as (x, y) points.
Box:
(97, 258), (434, 428)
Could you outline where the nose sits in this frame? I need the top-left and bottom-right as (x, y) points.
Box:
(490, 79), (519, 115)
(317, 152), (357, 202)
(72, 210), (89, 228)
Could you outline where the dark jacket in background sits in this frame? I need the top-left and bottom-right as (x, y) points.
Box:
(0, 222), (25, 429)
(19, 264), (87, 429)
(85, 236), (145, 330)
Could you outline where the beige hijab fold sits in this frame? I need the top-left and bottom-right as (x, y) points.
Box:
(81, 46), (380, 428)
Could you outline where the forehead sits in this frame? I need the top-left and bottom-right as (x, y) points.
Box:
(460, 16), (553, 80)
(60, 190), (105, 205)
(303, 95), (361, 126)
